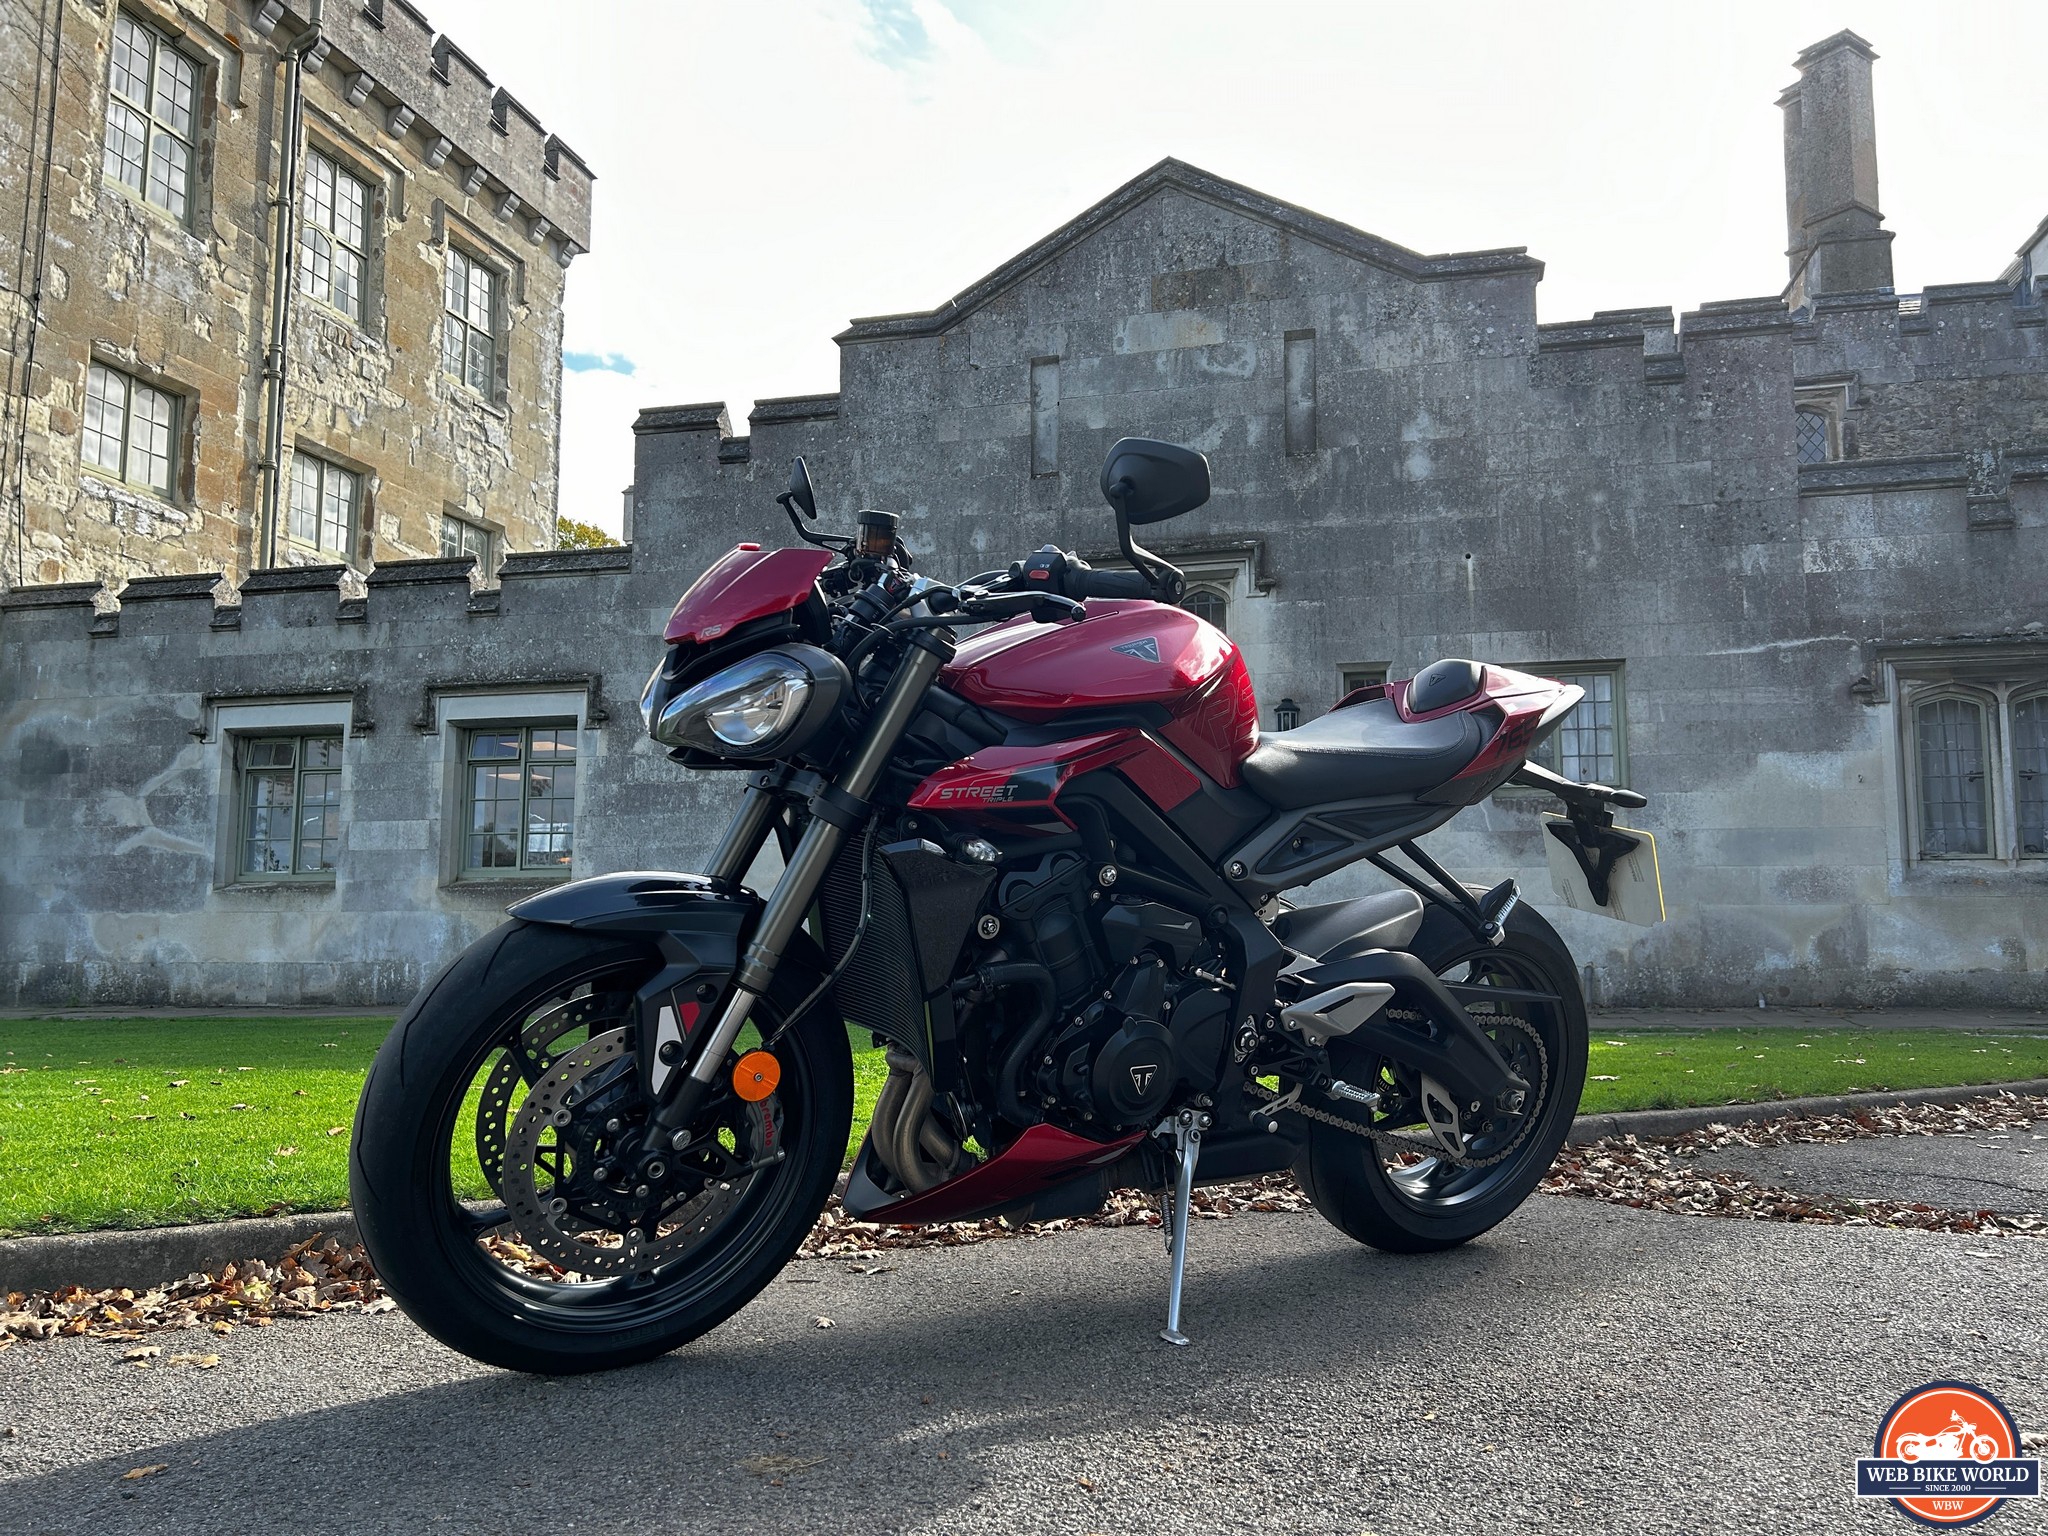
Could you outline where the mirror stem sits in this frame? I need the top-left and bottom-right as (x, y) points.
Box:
(1110, 481), (1185, 603)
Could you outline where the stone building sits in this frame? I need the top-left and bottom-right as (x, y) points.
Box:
(0, 0), (591, 591)
(1, 31), (2043, 1010)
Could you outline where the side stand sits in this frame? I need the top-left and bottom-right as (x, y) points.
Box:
(1157, 1107), (1210, 1347)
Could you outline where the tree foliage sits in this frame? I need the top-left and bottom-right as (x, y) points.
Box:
(556, 515), (621, 550)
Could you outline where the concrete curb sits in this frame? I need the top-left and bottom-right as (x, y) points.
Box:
(1, 1211), (359, 1297)
(1563, 1077), (2048, 1145)
(9, 1078), (2048, 1295)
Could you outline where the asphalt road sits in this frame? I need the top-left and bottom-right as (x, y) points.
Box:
(4, 1196), (2044, 1536)
(1695, 1120), (2048, 1214)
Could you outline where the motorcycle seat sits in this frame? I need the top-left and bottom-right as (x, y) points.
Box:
(1240, 695), (1489, 810)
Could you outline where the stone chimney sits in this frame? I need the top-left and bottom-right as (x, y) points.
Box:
(1778, 30), (1894, 307)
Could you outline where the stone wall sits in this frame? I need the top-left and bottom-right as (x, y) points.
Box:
(625, 160), (2048, 1009)
(0, 547), (689, 1006)
(0, 0), (591, 591)
(2, 43), (2044, 1010)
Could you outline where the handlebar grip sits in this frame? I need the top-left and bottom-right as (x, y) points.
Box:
(1077, 568), (1152, 599)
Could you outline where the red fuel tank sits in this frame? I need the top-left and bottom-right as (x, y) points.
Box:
(941, 600), (1258, 786)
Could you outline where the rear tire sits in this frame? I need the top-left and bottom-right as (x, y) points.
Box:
(1294, 903), (1587, 1253)
(349, 920), (851, 1374)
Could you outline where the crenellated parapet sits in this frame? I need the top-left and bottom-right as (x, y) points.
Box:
(265, 0), (593, 261)
(0, 546), (642, 644)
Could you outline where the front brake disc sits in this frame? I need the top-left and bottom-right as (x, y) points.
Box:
(475, 990), (630, 1195)
(498, 1027), (773, 1278)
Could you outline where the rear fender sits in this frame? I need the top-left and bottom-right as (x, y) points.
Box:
(509, 872), (831, 1102)
(1273, 889), (1427, 961)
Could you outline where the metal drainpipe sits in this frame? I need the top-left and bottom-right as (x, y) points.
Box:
(256, 1), (322, 569)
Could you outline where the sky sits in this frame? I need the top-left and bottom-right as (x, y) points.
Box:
(418, 0), (2044, 537)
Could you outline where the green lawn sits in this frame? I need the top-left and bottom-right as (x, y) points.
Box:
(0, 1016), (894, 1236)
(3, 1017), (2042, 1234)
(1577, 1028), (2048, 1113)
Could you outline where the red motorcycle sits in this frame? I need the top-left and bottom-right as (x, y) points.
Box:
(352, 439), (1642, 1373)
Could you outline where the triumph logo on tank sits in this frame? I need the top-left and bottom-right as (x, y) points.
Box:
(1112, 636), (1161, 663)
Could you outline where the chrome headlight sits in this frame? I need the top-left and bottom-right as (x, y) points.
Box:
(649, 645), (850, 760)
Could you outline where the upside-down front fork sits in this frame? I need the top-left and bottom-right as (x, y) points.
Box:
(1157, 1107), (1211, 1346)
(642, 634), (952, 1153)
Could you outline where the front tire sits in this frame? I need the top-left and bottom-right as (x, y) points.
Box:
(1294, 903), (1588, 1253)
(349, 920), (851, 1374)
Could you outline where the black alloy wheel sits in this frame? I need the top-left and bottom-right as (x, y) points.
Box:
(350, 920), (851, 1374)
(1293, 902), (1589, 1253)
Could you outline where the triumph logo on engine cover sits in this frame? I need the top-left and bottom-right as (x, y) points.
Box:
(1112, 637), (1161, 663)
(1128, 1063), (1159, 1094)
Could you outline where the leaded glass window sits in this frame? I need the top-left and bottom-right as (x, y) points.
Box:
(1529, 669), (1623, 786)
(1794, 407), (1832, 465)
(442, 248), (498, 395)
(1183, 587), (1228, 633)
(1914, 697), (1989, 857)
(104, 14), (198, 222)
(464, 726), (576, 874)
(81, 362), (176, 495)
(299, 150), (371, 323)
(238, 734), (343, 878)
(2014, 694), (2048, 857)
(288, 452), (359, 558)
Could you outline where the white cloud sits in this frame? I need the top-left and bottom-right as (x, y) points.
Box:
(421, 0), (2043, 538)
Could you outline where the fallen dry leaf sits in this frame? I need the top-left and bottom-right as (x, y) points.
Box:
(167, 1352), (220, 1369)
(121, 1346), (161, 1362)
(4, 1095), (2041, 1355)
(119, 1465), (168, 1481)
(1538, 1093), (2048, 1240)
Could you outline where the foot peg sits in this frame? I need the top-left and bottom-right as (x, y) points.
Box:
(1157, 1107), (1210, 1347)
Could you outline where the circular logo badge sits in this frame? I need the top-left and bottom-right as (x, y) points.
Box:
(1857, 1381), (2040, 1527)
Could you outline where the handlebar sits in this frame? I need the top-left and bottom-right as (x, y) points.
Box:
(1073, 567), (1151, 599)
(1010, 543), (1157, 603)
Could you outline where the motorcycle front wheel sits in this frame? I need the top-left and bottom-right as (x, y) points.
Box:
(349, 919), (851, 1374)
(1293, 902), (1588, 1253)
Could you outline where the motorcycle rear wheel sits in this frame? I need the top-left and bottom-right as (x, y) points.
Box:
(1293, 903), (1588, 1253)
(349, 919), (851, 1374)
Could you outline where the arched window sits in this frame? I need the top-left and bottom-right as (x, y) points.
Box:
(1914, 694), (1990, 856)
(1794, 407), (1832, 464)
(1183, 587), (1227, 633)
(2015, 692), (2048, 856)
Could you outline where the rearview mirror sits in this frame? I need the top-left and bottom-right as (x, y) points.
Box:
(1098, 438), (1210, 525)
(782, 456), (818, 520)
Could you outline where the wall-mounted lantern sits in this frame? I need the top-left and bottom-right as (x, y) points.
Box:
(1274, 698), (1300, 732)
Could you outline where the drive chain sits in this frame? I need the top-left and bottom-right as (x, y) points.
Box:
(1260, 1013), (1550, 1170)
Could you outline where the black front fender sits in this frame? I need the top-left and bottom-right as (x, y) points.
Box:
(508, 870), (758, 941)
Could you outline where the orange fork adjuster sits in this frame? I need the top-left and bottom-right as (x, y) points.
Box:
(732, 1050), (781, 1102)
